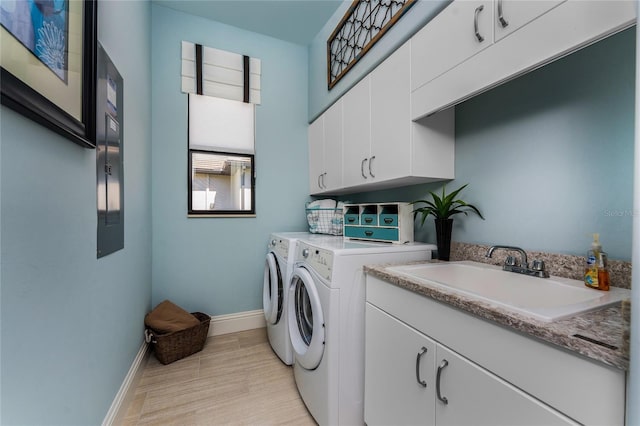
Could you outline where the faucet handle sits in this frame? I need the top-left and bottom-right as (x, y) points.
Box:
(505, 256), (517, 267)
(531, 259), (545, 271)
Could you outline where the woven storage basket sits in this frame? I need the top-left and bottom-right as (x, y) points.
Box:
(145, 312), (210, 365)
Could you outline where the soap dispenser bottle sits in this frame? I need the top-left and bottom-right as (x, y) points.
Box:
(584, 233), (610, 291)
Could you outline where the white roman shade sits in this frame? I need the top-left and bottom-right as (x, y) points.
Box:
(181, 41), (261, 105)
(188, 94), (255, 154)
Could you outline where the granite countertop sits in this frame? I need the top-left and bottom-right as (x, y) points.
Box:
(364, 261), (630, 371)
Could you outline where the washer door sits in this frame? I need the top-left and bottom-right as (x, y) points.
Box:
(288, 266), (325, 370)
(263, 252), (283, 325)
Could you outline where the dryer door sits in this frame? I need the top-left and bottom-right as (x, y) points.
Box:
(288, 266), (325, 370)
(263, 252), (283, 325)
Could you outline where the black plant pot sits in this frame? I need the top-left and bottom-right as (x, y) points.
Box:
(434, 218), (453, 261)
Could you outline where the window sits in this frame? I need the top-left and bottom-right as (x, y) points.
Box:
(188, 94), (256, 215)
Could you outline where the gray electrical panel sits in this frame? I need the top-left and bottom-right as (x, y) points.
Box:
(96, 43), (124, 258)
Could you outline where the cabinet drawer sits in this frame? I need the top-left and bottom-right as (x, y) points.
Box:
(344, 214), (360, 225)
(379, 214), (398, 227)
(360, 214), (378, 226)
(345, 226), (399, 241)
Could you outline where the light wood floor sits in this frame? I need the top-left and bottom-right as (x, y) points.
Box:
(122, 328), (317, 425)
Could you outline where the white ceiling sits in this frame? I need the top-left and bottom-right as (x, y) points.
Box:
(152, 0), (345, 45)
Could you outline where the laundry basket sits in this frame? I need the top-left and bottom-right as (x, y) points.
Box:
(144, 312), (210, 364)
(306, 200), (344, 235)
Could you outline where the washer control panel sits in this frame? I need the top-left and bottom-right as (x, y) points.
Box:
(298, 242), (333, 281)
(270, 237), (289, 259)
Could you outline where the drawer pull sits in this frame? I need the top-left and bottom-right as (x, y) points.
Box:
(364, 218), (373, 224)
(416, 347), (428, 388)
(347, 217), (356, 223)
(436, 359), (449, 404)
(365, 231), (374, 237)
(474, 5), (484, 42)
(369, 155), (376, 178)
(384, 218), (394, 224)
(497, 0), (508, 27)
(361, 158), (368, 179)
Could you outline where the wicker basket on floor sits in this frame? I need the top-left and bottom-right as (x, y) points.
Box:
(144, 312), (210, 365)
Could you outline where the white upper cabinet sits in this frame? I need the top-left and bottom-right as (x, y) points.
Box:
(323, 100), (343, 192)
(493, 0), (566, 42)
(370, 41), (412, 183)
(308, 117), (325, 194)
(315, 41), (454, 195)
(308, 100), (343, 195)
(342, 77), (371, 188)
(411, 0), (494, 93)
(411, 0), (636, 119)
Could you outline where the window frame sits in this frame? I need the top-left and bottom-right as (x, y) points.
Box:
(187, 148), (256, 217)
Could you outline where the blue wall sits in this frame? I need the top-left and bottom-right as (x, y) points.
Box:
(151, 5), (310, 315)
(339, 28), (636, 261)
(0, 1), (152, 424)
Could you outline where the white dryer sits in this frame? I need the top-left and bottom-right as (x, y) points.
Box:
(287, 238), (435, 425)
(264, 232), (339, 365)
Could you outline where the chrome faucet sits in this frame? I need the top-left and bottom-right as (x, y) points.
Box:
(486, 245), (549, 278)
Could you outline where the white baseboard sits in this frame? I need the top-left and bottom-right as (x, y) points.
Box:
(102, 341), (149, 426)
(209, 309), (266, 336)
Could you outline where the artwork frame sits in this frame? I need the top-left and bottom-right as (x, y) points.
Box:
(1, 0), (97, 148)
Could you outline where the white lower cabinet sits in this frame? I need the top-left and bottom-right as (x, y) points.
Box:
(365, 303), (577, 426)
(365, 303), (436, 425)
(435, 345), (575, 426)
(365, 275), (626, 426)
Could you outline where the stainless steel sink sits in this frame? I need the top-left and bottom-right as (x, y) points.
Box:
(386, 261), (630, 322)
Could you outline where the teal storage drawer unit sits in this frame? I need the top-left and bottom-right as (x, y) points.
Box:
(344, 226), (399, 242)
(342, 202), (414, 243)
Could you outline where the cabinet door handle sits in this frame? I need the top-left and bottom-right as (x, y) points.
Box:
(474, 5), (485, 42)
(318, 174), (323, 189)
(436, 359), (449, 404)
(497, 0), (508, 28)
(361, 158), (369, 179)
(368, 156), (376, 178)
(415, 347), (428, 388)
(322, 173), (327, 189)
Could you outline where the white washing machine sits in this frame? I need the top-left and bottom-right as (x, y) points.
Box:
(263, 232), (341, 365)
(287, 238), (436, 425)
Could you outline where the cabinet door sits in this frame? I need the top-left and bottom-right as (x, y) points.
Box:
(342, 77), (371, 188)
(435, 345), (577, 426)
(370, 41), (411, 182)
(365, 303), (436, 426)
(411, 0), (494, 92)
(322, 100), (343, 192)
(308, 117), (324, 195)
(494, 0), (565, 42)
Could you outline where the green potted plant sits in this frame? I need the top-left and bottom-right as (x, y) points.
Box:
(411, 183), (484, 261)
